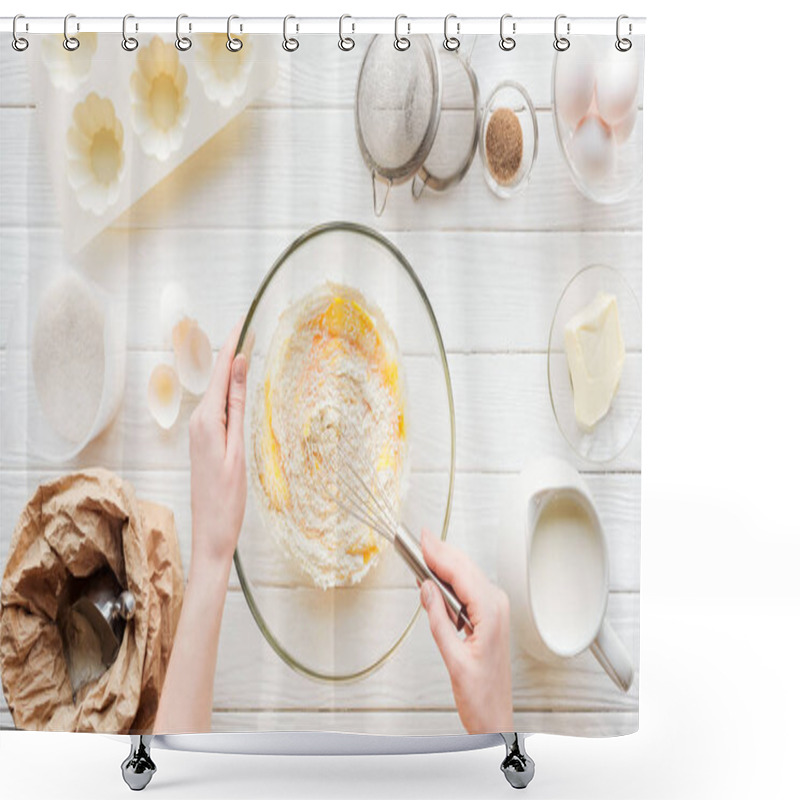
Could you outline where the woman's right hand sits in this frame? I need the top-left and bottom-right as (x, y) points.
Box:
(419, 529), (514, 734)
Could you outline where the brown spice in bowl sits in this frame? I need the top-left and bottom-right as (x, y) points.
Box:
(485, 108), (523, 185)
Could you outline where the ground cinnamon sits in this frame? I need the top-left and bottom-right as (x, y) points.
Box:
(485, 108), (523, 185)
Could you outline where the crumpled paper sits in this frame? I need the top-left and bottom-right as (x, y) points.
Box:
(0, 469), (183, 733)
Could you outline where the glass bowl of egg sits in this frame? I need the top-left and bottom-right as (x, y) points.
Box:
(233, 222), (456, 682)
(548, 264), (642, 464)
(553, 35), (643, 204)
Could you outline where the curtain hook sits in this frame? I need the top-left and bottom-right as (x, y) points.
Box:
(227, 15), (243, 51)
(615, 14), (632, 51)
(553, 14), (570, 51)
(283, 15), (299, 52)
(338, 14), (355, 51)
(63, 13), (80, 51)
(394, 15), (410, 51)
(175, 14), (192, 51)
(499, 14), (516, 51)
(122, 14), (139, 52)
(12, 14), (29, 52)
(443, 14), (460, 52)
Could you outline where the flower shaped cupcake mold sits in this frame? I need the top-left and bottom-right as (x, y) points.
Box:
(130, 36), (191, 161)
(195, 33), (256, 108)
(41, 32), (98, 92)
(66, 93), (125, 215)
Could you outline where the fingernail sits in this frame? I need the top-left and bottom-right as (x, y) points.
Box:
(421, 582), (433, 609)
(233, 354), (246, 382)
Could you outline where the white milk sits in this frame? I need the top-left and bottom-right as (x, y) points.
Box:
(528, 494), (606, 656)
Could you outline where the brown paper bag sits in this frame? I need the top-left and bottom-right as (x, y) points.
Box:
(0, 469), (184, 733)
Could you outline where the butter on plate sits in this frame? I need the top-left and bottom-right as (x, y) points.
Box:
(564, 291), (625, 431)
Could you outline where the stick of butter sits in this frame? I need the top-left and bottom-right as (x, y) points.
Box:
(564, 291), (625, 431)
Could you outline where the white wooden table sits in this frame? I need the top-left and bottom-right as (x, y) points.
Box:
(0, 34), (641, 736)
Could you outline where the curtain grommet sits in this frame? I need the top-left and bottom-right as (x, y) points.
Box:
(338, 14), (355, 51)
(121, 14), (139, 52)
(443, 14), (460, 52)
(499, 14), (516, 51)
(63, 13), (80, 52)
(12, 14), (29, 52)
(227, 15), (243, 52)
(394, 15), (410, 51)
(553, 14), (570, 51)
(615, 14), (632, 52)
(283, 15), (299, 52)
(175, 14), (192, 51)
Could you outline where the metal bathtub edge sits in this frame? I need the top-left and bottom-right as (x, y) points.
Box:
(147, 731), (507, 756)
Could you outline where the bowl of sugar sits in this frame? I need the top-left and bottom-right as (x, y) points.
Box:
(3, 268), (126, 463)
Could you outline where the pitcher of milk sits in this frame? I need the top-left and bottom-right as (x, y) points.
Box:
(499, 457), (634, 692)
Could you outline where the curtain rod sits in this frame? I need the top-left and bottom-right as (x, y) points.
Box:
(0, 16), (646, 37)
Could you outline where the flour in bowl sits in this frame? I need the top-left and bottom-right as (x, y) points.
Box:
(249, 284), (407, 589)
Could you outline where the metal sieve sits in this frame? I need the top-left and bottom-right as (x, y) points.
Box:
(355, 35), (441, 215)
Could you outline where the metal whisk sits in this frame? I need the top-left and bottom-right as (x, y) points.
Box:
(306, 420), (473, 634)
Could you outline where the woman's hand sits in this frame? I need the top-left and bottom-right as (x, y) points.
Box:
(188, 321), (248, 572)
(420, 528), (514, 734)
(155, 321), (248, 734)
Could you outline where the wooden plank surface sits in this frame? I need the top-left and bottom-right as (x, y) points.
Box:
(0, 469), (641, 591)
(0, 348), (642, 472)
(0, 32), (641, 737)
(1, 592), (638, 732)
(0, 228), (642, 353)
(0, 106), (643, 232)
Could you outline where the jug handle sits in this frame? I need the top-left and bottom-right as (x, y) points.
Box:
(590, 618), (634, 692)
(372, 170), (392, 216)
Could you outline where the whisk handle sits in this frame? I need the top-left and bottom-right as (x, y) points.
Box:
(395, 526), (473, 634)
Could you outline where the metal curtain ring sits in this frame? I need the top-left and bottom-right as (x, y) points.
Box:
(616, 14), (632, 51)
(283, 15), (299, 52)
(12, 14), (29, 52)
(227, 15), (243, 51)
(394, 15), (410, 51)
(63, 13), (80, 51)
(499, 14), (515, 51)
(122, 14), (139, 51)
(443, 14), (460, 51)
(338, 14), (355, 51)
(175, 14), (192, 51)
(553, 14), (570, 51)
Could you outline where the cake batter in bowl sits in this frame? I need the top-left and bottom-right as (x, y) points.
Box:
(234, 222), (455, 682)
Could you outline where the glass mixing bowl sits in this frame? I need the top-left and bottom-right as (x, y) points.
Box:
(234, 222), (455, 682)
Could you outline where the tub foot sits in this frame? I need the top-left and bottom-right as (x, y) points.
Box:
(121, 734), (156, 791)
(500, 733), (535, 789)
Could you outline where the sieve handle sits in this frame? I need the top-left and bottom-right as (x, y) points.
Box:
(394, 525), (473, 634)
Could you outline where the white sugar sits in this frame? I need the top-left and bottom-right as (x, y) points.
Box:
(32, 272), (106, 444)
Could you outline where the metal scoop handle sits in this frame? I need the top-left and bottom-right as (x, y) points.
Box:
(394, 525), (473, 634)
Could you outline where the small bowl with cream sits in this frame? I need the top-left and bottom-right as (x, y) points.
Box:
(547, 264), (641, 463)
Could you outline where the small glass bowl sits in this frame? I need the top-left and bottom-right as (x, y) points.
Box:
(552, 36), (644, 204)
(479, 81), (538, 199)
(547, 264), (642, 464)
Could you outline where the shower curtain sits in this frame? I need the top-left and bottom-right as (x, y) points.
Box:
(0, 21), (644, 739)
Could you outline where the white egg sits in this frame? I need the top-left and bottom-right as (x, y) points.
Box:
(570, 115), (616, 184)
(555, 50), (596, 130)
(160, 281), (192, 347)
(595, 52), (640, 125)
(147, 363), (181, 430)
(613, 106), (637, 144)
(173, 318), (213, 396)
